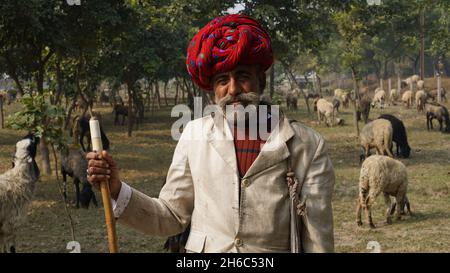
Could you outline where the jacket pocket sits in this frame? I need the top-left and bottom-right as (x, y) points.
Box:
(184, 230), (207, 253)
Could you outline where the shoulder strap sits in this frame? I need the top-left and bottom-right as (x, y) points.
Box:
(285, 119), (306, 253)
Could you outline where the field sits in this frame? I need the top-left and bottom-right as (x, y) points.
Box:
(1, 82), (449, 253)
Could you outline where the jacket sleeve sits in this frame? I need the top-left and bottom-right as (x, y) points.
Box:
(300, 136), (335, 253)
(117, 123), (194, 237)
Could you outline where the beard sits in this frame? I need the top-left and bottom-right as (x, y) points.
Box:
(215, 92), (276, 129)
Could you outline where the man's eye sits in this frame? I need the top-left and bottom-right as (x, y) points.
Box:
(217, 78), (228, 85)
(238, 75), (250, 81)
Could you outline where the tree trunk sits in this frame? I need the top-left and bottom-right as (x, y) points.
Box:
(0, 95), (4, 129)
(64, 97), (78, 130)
(351, 68), (360, 137)
(54, 55), (64, 105)
(40, 138), (52, 175)
(182, 81), (186, 102)
(174, 80), (179, 105)
(36, 67), (45, 95)
(163, 81), (168, 106)
(397, 74), (401, 93)
(420, 8), (425, 80)
(437, 75), (442, 103)
(154, 81), (161, 109)
(127, 82), (135, 137)
(269, 65), (275, 98)
(317, 74), (322, 96)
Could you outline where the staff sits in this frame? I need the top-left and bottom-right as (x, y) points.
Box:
(89, 116), (119, 253)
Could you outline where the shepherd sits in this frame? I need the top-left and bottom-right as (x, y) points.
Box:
(87, 14), (335, 253)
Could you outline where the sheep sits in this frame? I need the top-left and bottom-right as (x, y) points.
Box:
(332, 97), (340, 113)
(427, 87), (447, 102)
(334, 89), (349, 108)
(72, 114), (110, 152)
(371, 90), (386, 109)
(113, 104), (128, 126)
(356, 95), (371, 124)
(360, 119), (394, 161)
(415, 90), (427, 112)
(334, 88), (346, 98)
(314, 98), (335, 127)
(417, 80), (425, 90)
(401, 90), (413, 108)
(356, 155), (412, 228)
(306, 91), (320, 100)
(286, 92), (298, 110)
(401, 74), (420, 88)
(0, 135), (40, 253)
(378, 114), (411, 158)
(389, 88), (399, 105)
(60, 147), (98, 209)
(425, 103), (450, 133)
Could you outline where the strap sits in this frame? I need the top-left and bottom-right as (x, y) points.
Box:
(286, 119), (306, 253)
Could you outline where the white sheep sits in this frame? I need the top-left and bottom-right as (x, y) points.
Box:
(371, 90), (386, 108)
(402, 75), (420, 88)
(360, 119), (394, 160)
(0, 135), (40, 253)
(314, 98), (335, 127)
(389, 88), (399, 104)
(356, 155), (412, 228)
(417, 80), (425, 90)
(415, 90), (427, 112)
(401, 90), (413, 108)
(334, 89), (349, 108)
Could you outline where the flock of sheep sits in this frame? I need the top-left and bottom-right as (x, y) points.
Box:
(302, 74), (448, 228)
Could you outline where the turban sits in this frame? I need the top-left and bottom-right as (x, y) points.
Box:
(186, 14), (273, 91)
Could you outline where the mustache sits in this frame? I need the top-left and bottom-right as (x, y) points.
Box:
(217, 93), (261, 109)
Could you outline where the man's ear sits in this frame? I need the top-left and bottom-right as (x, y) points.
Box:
(258, 70), (266, 94)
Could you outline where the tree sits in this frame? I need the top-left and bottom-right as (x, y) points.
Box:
(333, 2), (373, 137)
(242, 0), (342, 112)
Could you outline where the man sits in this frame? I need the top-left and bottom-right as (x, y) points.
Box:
(87, 14), (335, 253)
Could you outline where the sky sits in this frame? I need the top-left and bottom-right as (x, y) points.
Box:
(226, 3), (245, 14)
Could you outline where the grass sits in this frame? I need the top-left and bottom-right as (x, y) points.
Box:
(1, 86), (449, 253)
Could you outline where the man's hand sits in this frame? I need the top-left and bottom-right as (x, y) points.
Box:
(86, 150), (121, 200)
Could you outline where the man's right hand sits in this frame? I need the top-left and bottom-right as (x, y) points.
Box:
(86, 150), (122, 200)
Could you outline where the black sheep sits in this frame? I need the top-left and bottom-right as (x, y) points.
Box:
(378, 114), (411, 158)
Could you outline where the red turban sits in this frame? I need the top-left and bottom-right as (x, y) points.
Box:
(186, 14), (273, 91)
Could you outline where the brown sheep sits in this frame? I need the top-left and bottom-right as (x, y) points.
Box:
(427, 88), (447, 102)
(356, 95), (371, 124)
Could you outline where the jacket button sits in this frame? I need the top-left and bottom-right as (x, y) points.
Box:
(241, 179), (250, 187)
(234, 238), (243, 247)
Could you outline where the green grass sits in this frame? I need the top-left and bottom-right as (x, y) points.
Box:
(1, 91), (449, 253)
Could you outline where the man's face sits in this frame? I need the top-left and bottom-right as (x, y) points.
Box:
(212, 65), (265, 110)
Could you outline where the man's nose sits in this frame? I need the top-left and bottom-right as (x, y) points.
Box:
(227, 77), (241, 97)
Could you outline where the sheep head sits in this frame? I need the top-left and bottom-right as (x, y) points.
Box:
(12, 134), (40, 182)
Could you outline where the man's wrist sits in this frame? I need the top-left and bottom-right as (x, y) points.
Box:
(111, 179), (122, 200)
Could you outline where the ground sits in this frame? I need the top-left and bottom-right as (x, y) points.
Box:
(0, 82), (449, 253)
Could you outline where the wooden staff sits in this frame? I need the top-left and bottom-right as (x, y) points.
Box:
(89, 116), (119, 253)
